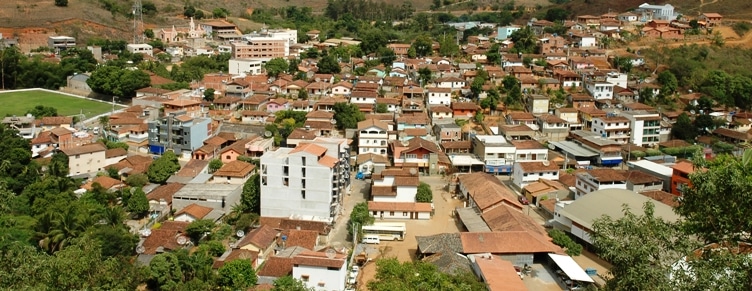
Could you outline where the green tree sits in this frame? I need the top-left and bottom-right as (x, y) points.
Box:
(185, 219), (215, 243)
(87, 66), (151, 98)
(317, 55), (341, 74)
(417, 67), (432, 87)
(212, 7), (229, 18)
(240, 173), (260, 213)
(90, 225), (138, 257)
(149, 252), (184, 290)
(203, 88), (215, 102)
(438, 35), (459, 57)
(485, 43), (501, 65)
(208, 159), (223, 173)
(349, 202), (374, 233)
(217, 259), (257, 290)
(591, 202), (698, 291)
(502, 75), (522, 105)
(265, 57), (289, 78)
(509, 27), (537, 54)
(144, 29), (155, 39)
(37, 208), (87, 253)
(411, 35), (433, 57)
(48, 152), (69, 177)
(147, 151), (180, 184)
(127, 187), (149, 218)
(671, 113), (697, 141)
(375, 103), (388, 113)
(125, 173), (149, 188)
(657, 70), (678, 96)
(54, 0), (68, 6)
(359, 28), (388, 55)
(547, 229), (582, 256)
(332, 102), (365, 129)
(197, 240), (226, 257)
(416, 182), (432, 203)
(273, 275), (314, 291)
(26, 105), (58, 117)
(368, 258), (486, 291)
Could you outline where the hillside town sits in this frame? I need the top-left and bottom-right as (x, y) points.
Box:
(1, 1), (751, 290)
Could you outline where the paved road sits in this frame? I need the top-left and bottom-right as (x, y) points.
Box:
(328, 177), (369, 248)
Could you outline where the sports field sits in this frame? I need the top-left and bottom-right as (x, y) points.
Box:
(0, 90), (119, 118)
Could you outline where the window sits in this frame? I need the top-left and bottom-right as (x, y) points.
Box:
(390, 211), (394, 216)
(403, 212), (408, 216)
(405, 154), (417, 159)
(226, 155), (230, 159)
(301, 190), (306, 199)
(301, 275), (309, 282)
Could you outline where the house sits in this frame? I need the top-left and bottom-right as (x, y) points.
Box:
(472, 135), (516, 174)
(457, 172), (523, 211)
(350, 91), (379, 105)
(584, 81), (615, 100)
(429, 105), (453, 120)
(554, 189), (680, 244)
(433, 123), (462, 142)
(469, 255), (528, 291)
(570, 33), (597, 48)
(391, 137), (450, 175)
(236, 225), (279, 266)
(146, 183), (185, 218)
(591, 116), (631, 144)
(260, 139), (350, 221)
(81, 176), (125, 192)
(574, 168), (626, 199)
(241, 110), (269, 124)
(441, 141), (472, 154)
(434, 77), (466, 91)
(174, 203), (222, 222)
(148, 114), (211, 156)
(355, 153), (391, 174)
(331, 81), (352, 96)
(512, 161), (560, 189)
(498, 125), (535, 141)
(387, 43), (411, 56)
(618, 12), (639, 22)
(292, 250), (347, 291)
(566, 130), (623, 166)
(357, 119), (389, 156)
(368, 201), (432, 220)
(61, 143), (107, 176)
(510, 140), (548, 163)
(537, 114), (570, 142)
(212, 249), (259, 270)
(266, 98), (290, 113)
(171, 183), (242, 214)
(426, 87), (452, 105)
(211, 160), (256, 184)
(526, 95), (549, 115)
(37, 116), (73, 131)
(635, 3), (677, 21)
(496, 25), (521, 40)
(522, 179), (570, 206)
(106, 155), (153, 177)
(622, 110), (661, 147)
(2, 115), (37, 139)
(670, 161), (695, 196)
(452, 102), (480, 120)
(698, 13), (723, 27)
(625, 170), (664, 193)
(138, 221), (190, 256)
(505, 112), (538, 130)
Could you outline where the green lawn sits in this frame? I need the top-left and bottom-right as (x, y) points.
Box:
(0, 90), (120, 118)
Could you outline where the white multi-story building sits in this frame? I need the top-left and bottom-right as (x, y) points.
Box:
(426, 87), (452, 105)
(511, 140), (549, 163)
(472, 135), (516, 174)
(126, 43), (153, 57)
(228, 58), (263, 75)
(574, 169), (627, 199)
(434, 77), (465, 91)
(61, 143), (107, 176)
(260, 138), (350, 222)
(585, 81), (615, 100)
(357, 119), (389, 156)
(605, 72), (628, 88)
(512, 161), (560, 189)
(292, 250), (347, 291)
(591, 116), (631, 144)
(622, 110), (661, 147)
(350, 91), (378, 104)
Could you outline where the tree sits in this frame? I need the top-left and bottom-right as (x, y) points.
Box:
(144, 29), (155, 39)
(149, 252), (184, 290)
(657, 70), (678, 96)
(265, 57), (288, 78)
(203, 88), (215, 102)
(375, 103), (388, 113)
(185, 219), (215, 243)
(368, 258), (486, 291)
(416, 182), (432, 203)
(591, 202), (698, 291)
(125, 173), (149, 188)
(273, 275), (314, 291)
(127, 187), (149, 218)
(147, 151), (180, 184)
(90, 225), (138, 257)
(547, 229), (582, 256)
(502, 75), (522, 106)
(485, 44), (501, 65)
(544, 8), (569, 22)
(54, 0), (68, 7)
(26, 105), (58, 117)
(438, 35), (459, 57)
(509, 27), (537, 54)
(474, 111), (484, 123)
(48, 152), (69, 177)
(208, 159), (223, 173)
(671, 113), (697, 141)
(317, 55), (341, 74)
(411, 35), (433, 57)
(240, 173), (260, 213)
(87, 66), (151, 98)
(217, 259), (257, 290)
(37, 208), (87, 253)
(349, 202), (374, 232)
(332, 102), (365, 129)
(212, 7), (229, 18)
(197, 240), (225, 257)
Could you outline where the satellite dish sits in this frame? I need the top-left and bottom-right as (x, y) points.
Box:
(325, 248), (337, 259)
(264, 131), (273, 137)
(177, 236), (189, 245)
(409, 168), (418, 176)
(140, 229), (152, 237)
(542, 161), (550, 166)
(136, 245), (146, 254)
(236, 230), (245, 238)
(690, 110), (696, 115)
(331, 119), (337, 125)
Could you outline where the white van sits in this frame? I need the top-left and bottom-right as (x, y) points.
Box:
(361, 235), (380, 244)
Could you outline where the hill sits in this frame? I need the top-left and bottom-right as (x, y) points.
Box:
(548, 0), (752, 20)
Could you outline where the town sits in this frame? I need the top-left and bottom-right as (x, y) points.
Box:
(0, 1), (751, 290)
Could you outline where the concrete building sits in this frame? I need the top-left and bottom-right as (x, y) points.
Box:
(147, 113), (212, 155)
(61, 143), (107, 176)
(126, 43), (153, 57)
(231, 38), (289, 61)
(584, 81), (615, 100)
(292, 250), (347, 291)
(48, 36), (75, 52)
(526, 94), (550, 115)
(496, 25), (521, 40)
(229, 59), (263, 75)
(574, 169), (627, 199)
(512, 161), (560, 189)
(635, 3), (676, 21)
(472, 135), (516, 174)
(171, 183), (242, 217)
(622, 110), (661, 147)
(357, 119), (389, 156)
(426, 87), (452, 105)
(591, 116), (631, 144)
(260, 139), (350, 222)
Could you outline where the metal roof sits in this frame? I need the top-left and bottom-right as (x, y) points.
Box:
(455, 207), (492, 232)
(551, 141), (599, 157)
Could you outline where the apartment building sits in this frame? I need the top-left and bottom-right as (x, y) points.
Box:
(584, 81), (615, 100)
(622, 110), (661, 147)
(472, 135), (516, 174)
(574, 169), (627, 199)
(61, 143), (107, 176)
(230, 38), (289, 60)
(147, 113), (211, 155)
(591, 116), (631, 144)
(260, 138), (350, 222)
(357, 119), (389, 156)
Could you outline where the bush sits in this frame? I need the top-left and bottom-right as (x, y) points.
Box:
(733, 22), (751, 37)
(630, 150), (646, 159)
(416, 182), (433, 203)
(548, 229), (583, 256)
(646, 149), (663, 156)
(198, 240), (226, 257)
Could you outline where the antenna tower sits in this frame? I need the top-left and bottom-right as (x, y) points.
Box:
(132, 0), (144, 44)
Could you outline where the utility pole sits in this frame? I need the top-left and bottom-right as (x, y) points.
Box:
(132, 0), (143, 44)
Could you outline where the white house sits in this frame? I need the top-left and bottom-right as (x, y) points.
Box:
(510, 140), (549, 163)
(429, 105), (453, 120)
(512, 161), (560, 189)
(574, 168), (627, 199)
(229, 58), (263, 75)
(126, 43), (153, 57)
(368, 201), (432, 220)
(357, 119), (389, 156)
(434, 77), (465, 91)
(618, 12), (639, 22)
(61, 143), (108, 176)
(636, 3), (676, 21)
(584, 81), (615, 100)
(472, 135), (516, 174)
(350, 90), (378, 104)
(292, 250), (347, 291)
(371, 172), (419, 203)
(331, 82), (352, 96)
(496, 25), (521, 40)
(591, 116), (631, 144)
(571, 33), (597, 48)
(622, 110), (661, 147)
(426, 87), (453, 105)
(174, 203), (221, 222)
(605, 72), (628, 88)
(526, 94), (550, 115)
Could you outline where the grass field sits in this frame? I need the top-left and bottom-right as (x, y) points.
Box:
(0, 90), (118, 119)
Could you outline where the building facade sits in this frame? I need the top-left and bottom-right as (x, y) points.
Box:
(147, 114), (211, 155)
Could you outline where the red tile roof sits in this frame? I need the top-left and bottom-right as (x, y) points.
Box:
(176, 203), (214, 220)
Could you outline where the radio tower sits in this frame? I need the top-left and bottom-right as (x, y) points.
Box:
(132, 0), (144, 44)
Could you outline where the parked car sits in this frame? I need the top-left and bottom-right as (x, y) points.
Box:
(518, 195), (529, 205)
(361, 235), (380, 244)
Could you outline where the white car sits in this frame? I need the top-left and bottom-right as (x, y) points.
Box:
(347, 272), (357, 285)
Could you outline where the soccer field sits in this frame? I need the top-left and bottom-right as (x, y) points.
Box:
(0, 90), (120, 118)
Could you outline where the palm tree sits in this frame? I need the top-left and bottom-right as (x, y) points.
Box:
(99, 206), (126, 227)
(98, 115), (109, 136)
(38, 209), (86, 253)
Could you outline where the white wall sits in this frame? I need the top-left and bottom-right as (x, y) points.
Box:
(68, 151), (106, 175)
(372, 210), (430, 220)
(229, 59), (263, 75)
(293, 262), (347, 291)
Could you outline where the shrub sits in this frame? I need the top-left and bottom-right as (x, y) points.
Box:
(549, 229), (583, 256)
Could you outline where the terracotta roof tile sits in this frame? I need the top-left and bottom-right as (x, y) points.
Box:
(214, 160), (255, 178)
(367, 201), (432, 212)
(290, 143), (327, 156)
(460, 231), (562, 254)
(237, 225), (278, 249)
(212, 249), (258, 269)
(176, 203), (214, 220)
(141, 221), (189, 255)
(105, 148), (127, 158)
(256, 257), (293, 277)
(510, 140), (546, 150)
(81, 176), (124, 191)
(292, 250), (346, 268)
(61, 143), (107, 156)
(146, 183), (185, 204)
(278, 229), (319, 249)
(517, 161), (560, 172)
